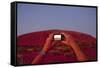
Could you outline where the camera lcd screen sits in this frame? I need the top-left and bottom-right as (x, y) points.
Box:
(54, 34), (62, 40)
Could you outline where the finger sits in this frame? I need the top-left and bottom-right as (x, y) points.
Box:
(61, 32), (66, 36)
(61, 32), (69, 36)
(48, 33), (54, 38)
(61, 32), (71, 39)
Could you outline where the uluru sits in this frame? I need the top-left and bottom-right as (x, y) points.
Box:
(17, 29), (96, 65)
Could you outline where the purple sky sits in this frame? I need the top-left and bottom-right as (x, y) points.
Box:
(17, 3), (96, 37)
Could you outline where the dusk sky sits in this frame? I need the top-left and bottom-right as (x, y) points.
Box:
(17, 3), (96, 37)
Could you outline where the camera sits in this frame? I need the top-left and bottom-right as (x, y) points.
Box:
(53, 33), (64, 41)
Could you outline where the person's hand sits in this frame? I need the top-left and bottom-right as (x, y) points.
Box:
(61, 32), (88, 61)
(31, 33), (57, 64)
(61, 32), (76, 48)
(42, 33), (54, 53)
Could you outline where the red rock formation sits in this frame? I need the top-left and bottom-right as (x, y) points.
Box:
(17, 29), (96, 65)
